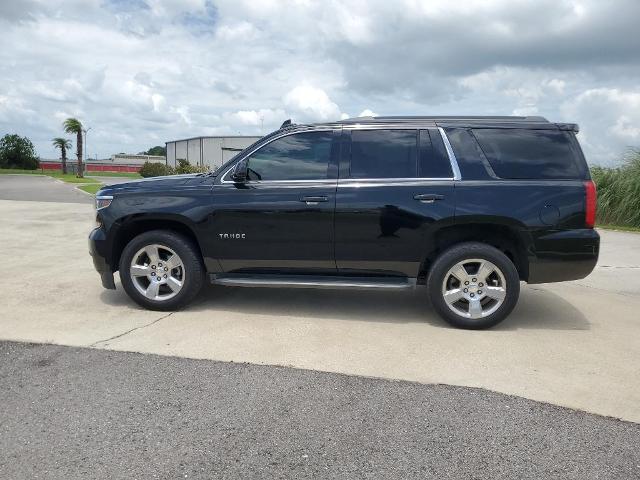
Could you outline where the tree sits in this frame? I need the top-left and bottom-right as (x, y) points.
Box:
(0, 134), (39, 170)
(63, 118), (83, 177)
(145, 146), (166, 156)
(52, 138), (72, 174)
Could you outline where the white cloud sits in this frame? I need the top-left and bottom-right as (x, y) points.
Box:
(283, 86), (342, 122)
(0, 1), (639, 164)
(561, 87), (640, 164)
(358, 109), (378, 117)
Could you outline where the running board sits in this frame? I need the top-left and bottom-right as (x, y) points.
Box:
(210, 274), (416, 291)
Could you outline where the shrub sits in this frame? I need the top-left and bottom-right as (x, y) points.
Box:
(590, 150), (640, 228)
(175, 158), (208, 175)
(0, 134), (40, 170)
(139, 161), (174, 178)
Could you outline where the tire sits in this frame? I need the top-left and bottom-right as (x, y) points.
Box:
(426, 242), (520, 329)
(119, 230), (205, 311)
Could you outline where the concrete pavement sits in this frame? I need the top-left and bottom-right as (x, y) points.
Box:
(0, 179), (639, 422)
(2, 341), (638, 479)
(0, 175), (92, 203)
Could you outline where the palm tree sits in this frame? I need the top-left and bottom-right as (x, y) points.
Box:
(52, 138), (72, 174)
(63, 118), (83, 177)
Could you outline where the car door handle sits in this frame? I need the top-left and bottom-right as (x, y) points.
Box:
(300, 195), (329, 205)
(414, 194), (444, 203)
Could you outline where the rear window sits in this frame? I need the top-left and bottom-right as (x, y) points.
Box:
(472, 128), (581, 179)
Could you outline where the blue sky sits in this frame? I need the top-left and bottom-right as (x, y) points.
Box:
(1, 0), (639, 164)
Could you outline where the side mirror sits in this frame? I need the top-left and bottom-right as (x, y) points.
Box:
(231, 159), (248, 183)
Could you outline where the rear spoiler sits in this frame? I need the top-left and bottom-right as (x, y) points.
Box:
(556, 123), (579, 133)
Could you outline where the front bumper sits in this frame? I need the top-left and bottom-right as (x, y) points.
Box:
(527, 228), (600, 284)
(89, 227), (116, 289)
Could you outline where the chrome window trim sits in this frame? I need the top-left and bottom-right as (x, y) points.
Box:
(438, 127), (462, 180)
(219, 179), (336, 186)
(219, 128), (336, 184)
(219, 125), (461, 185)
(338, 178), (454, 188)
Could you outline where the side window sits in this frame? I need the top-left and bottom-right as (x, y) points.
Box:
(350, 129), (417, 178)
(472, 128), (581, 179)
(419, 129), (453, 178)
(246, 131), (334, 181)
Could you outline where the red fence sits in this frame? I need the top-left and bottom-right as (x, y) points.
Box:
(39, 161), (141, 173)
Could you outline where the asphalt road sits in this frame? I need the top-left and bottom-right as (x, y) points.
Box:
(1, 341), (638, 480)
(0, 175), (92, 203)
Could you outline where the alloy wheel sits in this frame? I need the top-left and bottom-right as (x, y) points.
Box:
(441, 258), (507, 319)
(129, 244), (185, 301)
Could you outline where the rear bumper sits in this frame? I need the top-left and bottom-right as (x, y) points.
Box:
(89, 227), (116, 290)
(527, 228), (600, 284)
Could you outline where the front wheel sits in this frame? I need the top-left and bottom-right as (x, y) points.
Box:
(119, 230), (204, 311)
(427, 242), (520, 329)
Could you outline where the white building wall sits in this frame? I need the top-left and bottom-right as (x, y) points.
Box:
(202, 137), (223, 169)
(187, 139), (201, 165)
(166, 136), (261, 169)
(166, 142), (176, 166)
(175, 141), (188, 164)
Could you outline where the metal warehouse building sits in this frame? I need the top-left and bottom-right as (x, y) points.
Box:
(166, 136), (262, 170)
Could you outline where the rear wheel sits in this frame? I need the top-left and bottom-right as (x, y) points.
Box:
(427, 242), (520, 329)
(119, 230), (204, 311)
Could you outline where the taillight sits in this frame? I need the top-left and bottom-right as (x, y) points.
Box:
(584, 180), (597, 228)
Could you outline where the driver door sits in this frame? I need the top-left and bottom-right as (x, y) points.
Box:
(210, 129), (340, 274)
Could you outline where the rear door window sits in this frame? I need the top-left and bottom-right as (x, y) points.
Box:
(350, 129), (417, 178)
(472, 128), (581, 179)
(419, 129), (453, 178)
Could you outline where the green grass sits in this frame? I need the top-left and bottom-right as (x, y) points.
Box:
(49, 173), (99, 184)
(1, 168), (140, 180)
(86, 171), (141, 178)
(1, 168), (104, 184)
(591, 150), (640, 229)
(0, 168), (45, 175)
(77, 184), (104, 195)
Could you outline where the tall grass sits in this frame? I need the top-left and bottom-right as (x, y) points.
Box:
(590, 150), (640, 228)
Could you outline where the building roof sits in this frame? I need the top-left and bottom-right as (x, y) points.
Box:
(166, 135), (263, 144)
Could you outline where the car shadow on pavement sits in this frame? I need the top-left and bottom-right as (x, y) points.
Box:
(100, 282), (589, 331)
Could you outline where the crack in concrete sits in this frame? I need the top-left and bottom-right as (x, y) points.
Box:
(527, 283), (639, 299)
(597, 265), (640, 269)
(570, 282), (639, 298)
(89, 312), (175, 348)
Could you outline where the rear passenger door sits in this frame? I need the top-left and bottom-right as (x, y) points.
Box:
(334, 128), (456, 277)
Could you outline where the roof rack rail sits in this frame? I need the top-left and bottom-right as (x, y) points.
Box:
(338, 115), (549, 123)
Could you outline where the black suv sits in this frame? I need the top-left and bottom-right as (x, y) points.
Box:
(89, 116), (599, 329)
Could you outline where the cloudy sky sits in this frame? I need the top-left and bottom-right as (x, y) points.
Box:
(1, 0), (639, 165)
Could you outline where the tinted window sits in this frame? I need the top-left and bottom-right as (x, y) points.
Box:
(419, 129), (453, 178)
(350, 130), (416, 178)
(472, 128), (580, 179)
(246, 131), (333, 181)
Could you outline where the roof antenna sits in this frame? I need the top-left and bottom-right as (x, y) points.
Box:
(280, 119), (292, 129)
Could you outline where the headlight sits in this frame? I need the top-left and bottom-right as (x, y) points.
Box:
(96, 195), (113, 210)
